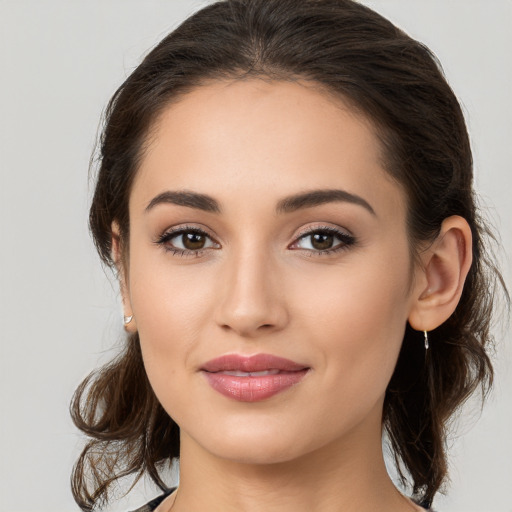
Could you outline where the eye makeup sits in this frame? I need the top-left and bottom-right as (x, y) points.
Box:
(153, 223), (356, 259)
(289, 225), (356, 256)
(154, 225), (220, 257)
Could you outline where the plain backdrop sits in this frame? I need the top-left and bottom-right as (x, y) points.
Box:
(0, 1), (510, 511)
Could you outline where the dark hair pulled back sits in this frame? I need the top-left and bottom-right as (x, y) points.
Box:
(71, 0), (506, 510)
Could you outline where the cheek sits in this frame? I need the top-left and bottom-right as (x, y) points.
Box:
(126, 245), (218, 374)
(294, 249), (411, 393)
(127, 264), (217, 422)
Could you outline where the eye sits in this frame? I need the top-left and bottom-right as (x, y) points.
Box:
(156, 227), (219, 255)
(291, 227), (355, 254)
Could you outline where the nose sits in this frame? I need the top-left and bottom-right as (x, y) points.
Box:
(214, 248), (289, 338)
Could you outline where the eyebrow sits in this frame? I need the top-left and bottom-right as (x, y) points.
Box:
(145, 190), (221, 213)
(276, 189), (376, 215)
(145, 188), (375, 216)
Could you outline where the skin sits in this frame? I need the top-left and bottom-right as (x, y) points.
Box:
(115, 78), (472, 512)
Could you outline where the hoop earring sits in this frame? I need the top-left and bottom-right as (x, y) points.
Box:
(423, 330), (429, 350)
(123, 315), (133, 325)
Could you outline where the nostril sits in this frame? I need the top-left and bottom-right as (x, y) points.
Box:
(221, 323), (273, 330)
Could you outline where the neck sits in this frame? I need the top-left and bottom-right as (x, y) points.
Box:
(172, 402), (421, 512)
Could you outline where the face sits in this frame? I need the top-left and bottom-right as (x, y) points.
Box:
(122, 79), (421, 465)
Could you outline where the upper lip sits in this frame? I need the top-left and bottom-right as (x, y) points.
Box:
(200, 353), (309, 373)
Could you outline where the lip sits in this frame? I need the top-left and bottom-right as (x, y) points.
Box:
(200, 353), (310, 402)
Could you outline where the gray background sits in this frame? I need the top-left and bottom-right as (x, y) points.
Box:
(0, 1), (510, 511)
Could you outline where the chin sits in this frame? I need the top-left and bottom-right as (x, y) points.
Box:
(216, 441), (305, 466)
(190, 419), (318, 466)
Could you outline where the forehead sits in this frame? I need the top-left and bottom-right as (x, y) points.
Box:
(132, 78), (405, 219)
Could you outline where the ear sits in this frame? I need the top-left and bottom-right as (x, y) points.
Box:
(408, 215), (473, 332)
(112, 221), (137, 333)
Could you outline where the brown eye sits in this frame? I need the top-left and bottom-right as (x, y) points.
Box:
(310, 232), (334, 250)
(292, 228), (355, 254)
(157, 227), (218, 254)
(182, 232), (206, 250)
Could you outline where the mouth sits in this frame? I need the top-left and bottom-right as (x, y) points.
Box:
(200, 353), (310, 402)
(217, 369), (281, 377)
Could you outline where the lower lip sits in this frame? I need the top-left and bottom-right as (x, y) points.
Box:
(202, 370), (309, 402)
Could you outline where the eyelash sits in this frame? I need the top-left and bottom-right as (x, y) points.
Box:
(292, 226), (356, 256)
(154, 225), (217, 257)
(154, 225), (356, 257)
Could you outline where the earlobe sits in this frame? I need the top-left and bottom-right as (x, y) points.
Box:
(408, 215), (472, 331)
(111, 221), (137, 333)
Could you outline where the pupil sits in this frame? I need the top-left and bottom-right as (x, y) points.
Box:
(312, 233), (333, 250)
(183, 232), (205, 250)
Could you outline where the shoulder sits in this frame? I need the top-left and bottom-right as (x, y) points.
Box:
(129, 489), (175, 512)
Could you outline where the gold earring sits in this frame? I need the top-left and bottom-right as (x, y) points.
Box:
(423, 330), (429, 350)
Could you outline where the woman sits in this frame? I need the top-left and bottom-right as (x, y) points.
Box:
(71, 0), (507, 511)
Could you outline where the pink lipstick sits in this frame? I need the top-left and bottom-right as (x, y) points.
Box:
(200, 354), (309, 402)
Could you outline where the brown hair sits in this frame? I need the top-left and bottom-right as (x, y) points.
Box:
(71, 0), (508, 510)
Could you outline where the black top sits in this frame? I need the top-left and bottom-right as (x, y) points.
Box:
(130, 489), (435, 511)
(130, 489), (175, 512)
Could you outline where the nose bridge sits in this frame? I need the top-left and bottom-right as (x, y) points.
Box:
(215, 240), (287, 336)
